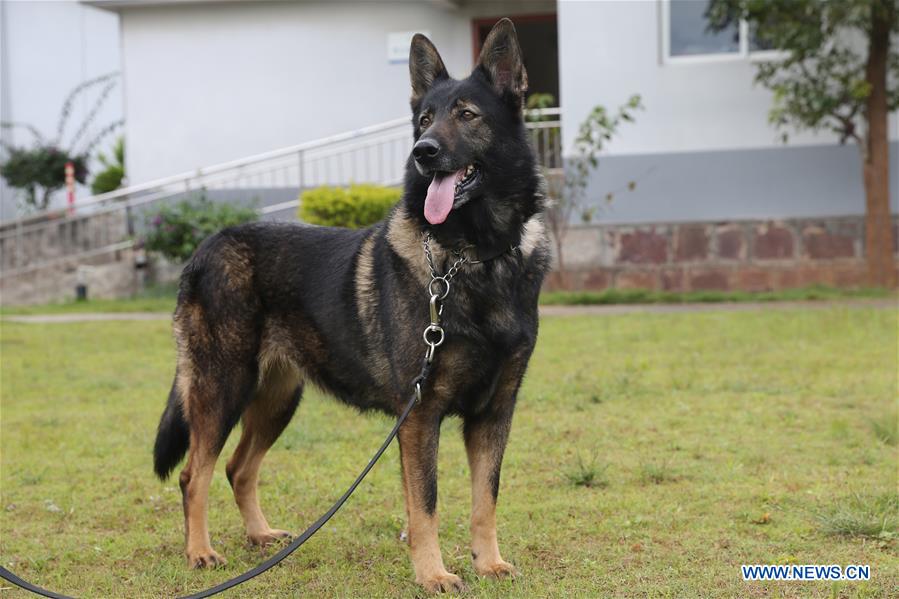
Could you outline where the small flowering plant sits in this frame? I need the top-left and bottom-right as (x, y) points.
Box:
(143, 193), (257, 262)
(0, 146), (88, 210)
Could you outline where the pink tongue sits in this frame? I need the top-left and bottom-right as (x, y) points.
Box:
(424, 170), (463, 225)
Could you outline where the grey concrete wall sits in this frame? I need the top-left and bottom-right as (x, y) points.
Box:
(581, 141), (899, 224)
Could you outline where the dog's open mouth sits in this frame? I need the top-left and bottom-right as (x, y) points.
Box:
(424, 165), (480, 225)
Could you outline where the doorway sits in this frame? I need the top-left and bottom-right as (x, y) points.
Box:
(472, 14), (559, 106)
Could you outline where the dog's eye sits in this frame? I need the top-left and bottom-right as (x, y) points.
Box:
(419, 115), (432, 128)
(460, 110), (477, 121)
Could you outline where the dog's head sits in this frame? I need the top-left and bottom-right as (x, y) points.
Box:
(404, 18), (539, 238)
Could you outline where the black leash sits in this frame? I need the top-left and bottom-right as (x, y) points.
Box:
(0, 233), (469, 599)
(0, 380), (423, 599)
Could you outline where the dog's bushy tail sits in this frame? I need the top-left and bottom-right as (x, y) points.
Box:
(153, 379), (190, 480)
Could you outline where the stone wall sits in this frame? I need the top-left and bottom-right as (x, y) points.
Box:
(0, 208), (138, 305)
(551, 215), (899, 292)
(2, 211), (896, 305)
(0, 247), (140, 305)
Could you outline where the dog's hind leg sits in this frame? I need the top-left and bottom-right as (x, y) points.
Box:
(180, 432), (226, 568)
(226, 359), (302, 546)
(178, 362), (257, 569)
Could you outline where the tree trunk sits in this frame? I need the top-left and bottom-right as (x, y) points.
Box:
(862, 1), (895, 288)
(554, 229), (565, 273)
(544, 169), (569, 287)
(544, 219), (568, 290)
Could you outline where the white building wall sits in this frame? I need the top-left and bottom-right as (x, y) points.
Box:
(558, 0), (897, 156)
(118, 1), (552, 184)
(0, 0), (122, 221)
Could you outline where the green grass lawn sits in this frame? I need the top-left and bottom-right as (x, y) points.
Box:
(538, 286), (894, 306)
(0, 294), (177, 316)
(1, 285), (892, 316)
(1, 306), (897, 597)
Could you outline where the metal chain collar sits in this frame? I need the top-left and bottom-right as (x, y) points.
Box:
(420, 233), (468, 371)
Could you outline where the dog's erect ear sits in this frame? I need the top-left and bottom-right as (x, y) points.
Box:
(409, 34), (448, 102)
(476, 18), (528, 109)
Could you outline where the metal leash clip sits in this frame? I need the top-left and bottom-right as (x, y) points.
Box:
(423, 293), (445, 363)
(421, 233), (465, 364)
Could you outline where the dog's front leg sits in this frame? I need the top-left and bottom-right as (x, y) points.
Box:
(463, 360), (525, 580)
(398, 412), (465, 593)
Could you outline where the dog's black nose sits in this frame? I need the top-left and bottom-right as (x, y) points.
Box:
(412, 139), (441, 163)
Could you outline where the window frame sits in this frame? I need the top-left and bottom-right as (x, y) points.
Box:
(660, 0), (787, 65)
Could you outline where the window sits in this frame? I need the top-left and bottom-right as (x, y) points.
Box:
(669, 0), (738, 57)
(661, 0), (782, 64)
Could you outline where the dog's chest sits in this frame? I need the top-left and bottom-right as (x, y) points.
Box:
(457, 265), (539, 345)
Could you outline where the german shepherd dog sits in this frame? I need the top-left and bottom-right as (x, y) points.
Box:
(153, 18), (549, 593)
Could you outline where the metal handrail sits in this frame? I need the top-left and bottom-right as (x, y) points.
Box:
(2, 110), (561, 228)
(0, 116), (412, 228)
(0, 109), (562, 276)
(76, 117), (410, 208)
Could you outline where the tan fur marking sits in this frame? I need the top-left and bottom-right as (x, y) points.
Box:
(175, 354), (195, 416)
(179, 303), (211, 346)
(429, 345), (467, 397)
(355, 235), (378, 333)
(468, 442), (505, 576)
(457, 99), (479, 113)
(455, 101), (493, 152)
(181, 432), (226, 568)
(354, 236), (392, 383)
(464, 353), (526, 580)
(227, 433), (273, 542)
(519, 215), (548, 259)
(386, 205), (450, 285)
(257, 323), (301, 386)
(217, 241), (253, 291)
(172, 303), (209, 417)
(227, 359), (302, 545)
(468, 447), (515, 579)
(398, 417), (465, 593)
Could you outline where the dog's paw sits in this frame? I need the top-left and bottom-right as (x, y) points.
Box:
(474, 559), (517, 580)
(187, 548), (227, 569)
(418, 571), (467, 594)
(248, 528), (293, 547)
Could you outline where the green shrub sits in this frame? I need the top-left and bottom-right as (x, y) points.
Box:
(143, 193), (257, 262)
(91, 137), (125, 195)
(298, 184), (400, 228)
(91, 165), (124, 195)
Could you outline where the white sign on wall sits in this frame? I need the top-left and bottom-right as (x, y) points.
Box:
(387, 30), (431, 64)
